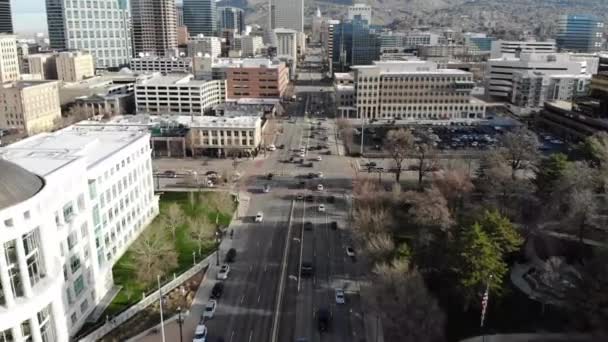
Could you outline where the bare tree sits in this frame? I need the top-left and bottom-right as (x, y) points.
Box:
(353, 206), (393, 238)
(207, 192), (235, 215)
(412, 133), (439, 188)
(365, 233), (396, 263)
(384, 128), (415, 183)
(162, 203), (185, 239)
(371, 259), (446, 342)
(433, 168), (474, 215)
(353, 178), (384, 209)
(130, 226), (178, 285)
(564, 188), (598, 245)
(498, 127), (540, 179)
(406, 187), (453, 233)
(189, 216), (214, 255)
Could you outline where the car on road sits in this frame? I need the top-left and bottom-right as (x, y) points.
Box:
(317, 184), (324, 191)
(301, 261), (314, 276)
(317, 172), (324, 179)
(304, 162), (314, 167)
(193, 324), (208, 342)
(217, 264), (230, 280)
(335, 289), (345, 304)
(305, 194), (313, 202)
(278, 144), (285, 149)
(304, 222), (313, 230)
(327, 195), (334, 203)
(346, 247), (356, 257)
(289, 157), (295, 163)
(202, 300), (217, 319)
(267, 144), (276, 151)
(316, 156), (322, 161)
(263, 184), (271, 193)
(330, 221), (338, 230)
(318, 204), (325, 212)
(225, 248), (237, 263)
(267, 173), (274, 180)
(307, 172), (316, 179)
(254, 212), (264, 222)
(206, 180), (214, 188)
(317, 308), (331, 332)
(296, 193), (304, 200)
(299, 152), (305, 158)
(163, 170), (177, 178)
(210, 282), (224, 299)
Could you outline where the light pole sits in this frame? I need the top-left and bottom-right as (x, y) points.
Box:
(177, 306), (183, 342)
(192, 251), (196, 265)
(360, 117), (366, 156)
(215, 213), (221, 266)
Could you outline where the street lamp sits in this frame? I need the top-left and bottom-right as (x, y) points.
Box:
(177, 306), (183, 342)
(215, 213), (221, 266)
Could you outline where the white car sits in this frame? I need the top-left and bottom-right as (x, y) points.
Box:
(335, 289), (345, 304)
(318, 204), (325, 212)
(317, 184), (324, 191)
(206, 180), (214, 188)
(346, 247), (356, 257)
(255, 212), (264, 222)
(317, 172), (324, 179)
(316, 156), (322, 161)
(263, 184), (270, 193)
(217, 264), (230, 280)
(267, 144), (276, 151)
(299, 152), (305, 158)
(202, 300), (217, 319)
(192, 324), (208, 342)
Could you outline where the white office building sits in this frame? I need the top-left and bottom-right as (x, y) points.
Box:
(129, 57), (193, 74)
(240, 36), (264, 57)
(490, 40), (557, 58)
(187, 35), (222, 59)
(135, 74), (226, 115)
(0, 124), (158, 341)
(269, 0), (303, 32)
(45, 0), (132, 68)
(0, 34), (19, 83)
(274, 28), (298, 79)
(485, 53), (590, 99)
(347, 4), (372, 23)
(349, 61), (486, 121)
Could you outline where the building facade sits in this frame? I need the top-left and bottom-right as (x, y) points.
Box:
(0, 124), (158, 340)
(274, 29), (298, 78)
(240, 36), (264, 57)
(0, 34), (19, 83)
(135, 74), (226, 115)
(349, 61), (485, 121)
(27, 53), (58, 80)
(556, 14), (604, 52)
(347, 4), (372, 23)
(332, 19), (381, 72)
(187, 35), (222, 59)
(0, 81), (61, 135)
(0, 0), (12, 33)
(56, 51), (95, 82)
(490, 40), (557, 58)
(130, 0), (177, 57)
(220, 59), (289, 99)
(129, 57), (192, 73)
(218, 7), (244, 34)
(270, 0), (303, 32)
(183, 0), (217, 37)
(45, 0), (132, 69)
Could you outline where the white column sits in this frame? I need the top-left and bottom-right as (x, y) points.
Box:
(11, 323), (23, 342)
(15, 239), (33, 298)
(51, 301), (69, 342)
(30, 313), (42, 342)
(0, 250), (15, 308)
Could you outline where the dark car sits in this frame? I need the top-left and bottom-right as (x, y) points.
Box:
(304, 222), (313, 230)
(317, 308), (331, 332)
(304, 162), (314, 167)
(210, 282), (224, 299)
(301, 261), (314, 276)
(327, 195), (335, 204)
(289, 157), (295, 162)
(278, 144), (285, 149)
(308, 173), (316, 179)
(163, 170), (177, 178)
(267, 173), (274, 180)
(225, 248), (237, 263)
(330, 221), (338, 230)
(305, 195), (313, 202)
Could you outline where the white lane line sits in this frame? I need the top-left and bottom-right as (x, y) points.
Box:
(229, 331), (235, 342)
(240, 295), (246, 304)
(248, 330), (254, 342)
(258, 294), (261, 303)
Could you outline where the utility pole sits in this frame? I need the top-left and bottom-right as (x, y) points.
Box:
(157, 275), (166, 342)
(215, 213), (221, 266)
(360, 118), (365, 156)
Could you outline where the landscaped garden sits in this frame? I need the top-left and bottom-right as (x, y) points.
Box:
(103, 191), (236, 318)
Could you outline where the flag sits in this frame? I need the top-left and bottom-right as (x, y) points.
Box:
(480, 283), (490, 328)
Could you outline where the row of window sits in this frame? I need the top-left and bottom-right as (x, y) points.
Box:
(0, 228), (44, 304)
(0, 304), (55, 342)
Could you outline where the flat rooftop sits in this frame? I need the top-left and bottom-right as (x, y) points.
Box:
(91, 114), (260, 130)
(0, 126), (149, 176)
(137, 74), (215, 86)
(214, 58), (282, 69)
(2, 80), (57, 89)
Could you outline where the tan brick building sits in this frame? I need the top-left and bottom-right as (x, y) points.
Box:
(56, 51), (95, 82)
(219, 58), (289, 99)
(0, 80), (61, 135)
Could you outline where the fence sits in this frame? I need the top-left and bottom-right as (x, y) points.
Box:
(77, 252), (215, 342)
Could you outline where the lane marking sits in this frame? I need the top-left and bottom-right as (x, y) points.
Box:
(258, 294), (261, 303)
(229, 331), (235, 342)
(248, 330), (254, 342)
(240, 295), (245, 304)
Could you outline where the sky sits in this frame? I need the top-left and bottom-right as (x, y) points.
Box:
(11, 0), (47, 36)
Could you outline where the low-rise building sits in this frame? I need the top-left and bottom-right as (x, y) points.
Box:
(56, 51), (95, 82)
(490, 40), (557, 59)
(0, 123), (158, 339)
(334, 72), (356, 117)
(349, 61), (485, 121)
(0, 34), (20, 83)
(27, 53), (58, 80)
(187, 35), (222, 59)
(134, 74), (226, 115)
(240, 36), (264, 57)
(129, 57), (192, 74)
(217, 58), (289, 99)
(0, 80), (61, 135)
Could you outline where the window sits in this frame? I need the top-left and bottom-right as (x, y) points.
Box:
(23, 211), (30, 220)
(70, 312), (78, 325)
(0, 329), (13, 342)
(63, 202), (74, 222)
(67, 231), (78, 250)
(92, 205), (100, 228)
(73, 274), (85, 296)
(21, 320), (32, 341)
(4, 219), (13, 228)
(70, 255), (81, 273)
(88, 179), (97, 199)
(80, 299), (89, 313)
(38, 305), (55, 342)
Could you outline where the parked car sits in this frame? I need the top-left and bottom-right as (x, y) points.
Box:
(210, 282), (224, 299)
(163, 170), (177, 178)
(318, 204), (325, 212)
(335, 289), (345, 304)
(304, 222), (313, 230)
(346, 247), (356, 257)
(296, 193), (304, 200)
(330, 221), (338, 230)
(255, 212), (264, 222)
(267, 144), (276, 151)
(263, 184), (271, 193)
(217, 264), (230, 280)
(316, 156), (322, 161)
(317, 308), (331, 332)
(327, 195), (334, 203)
(317, 184), (324, 191)
(193, 324), (208, 342)
(267, 173), (274, 180)
(225, 248), (237, 263)
(202, 300), (217, 319)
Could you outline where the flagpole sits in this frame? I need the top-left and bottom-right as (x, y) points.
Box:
(480, 274), (493, 342)
(158, 275), (166, 342)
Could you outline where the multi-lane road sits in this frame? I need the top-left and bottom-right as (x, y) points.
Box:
(200, 79), (368, 342)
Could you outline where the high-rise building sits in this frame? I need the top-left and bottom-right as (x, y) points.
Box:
(274, 28), (298, 78)
(240, 36), (264, 57)
(218, 7), (244, 34)
(556, 14), (604, 52)
(347, 3), (372, 23)
(270, 0), (303, 33)
(312, 8), (323, 43)
(176, 3), (184, 27)
(188, 35), (222, 58)
(332, 18), (380, 72)
(0, 0), (13, 33)
(0, 34), (19, 83)
(45, 0), (132, 69)
(183, 0), (217, 37)
(0, 123), (158, 340)
(131, 0), (178, 57)
(27, 53), (58, 80)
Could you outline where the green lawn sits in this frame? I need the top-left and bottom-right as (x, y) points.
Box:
(103, 191), (235, 318)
